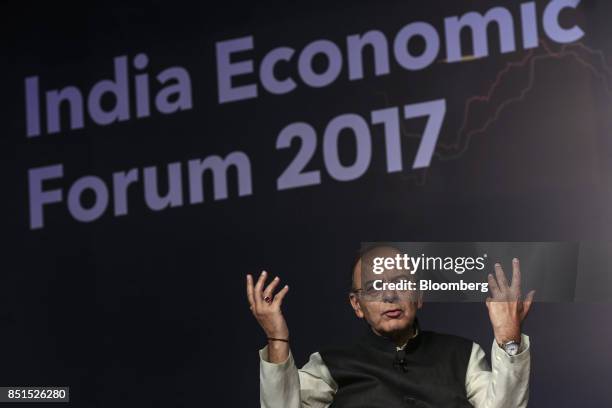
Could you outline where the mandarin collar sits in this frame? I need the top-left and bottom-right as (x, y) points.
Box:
(360, 319), (422, 354)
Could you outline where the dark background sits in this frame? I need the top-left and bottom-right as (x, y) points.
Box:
(1, 0), (612, 406)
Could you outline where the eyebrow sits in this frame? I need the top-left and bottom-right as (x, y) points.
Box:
(390, 274), (412, 280)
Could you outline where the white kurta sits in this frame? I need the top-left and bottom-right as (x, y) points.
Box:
(259, 334), (530, 408)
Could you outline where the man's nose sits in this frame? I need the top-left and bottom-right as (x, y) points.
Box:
(382, 289), (399, 303)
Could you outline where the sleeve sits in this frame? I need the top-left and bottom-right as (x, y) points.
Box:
(465, 334), (531, 408)
(259, 345), (338, 408)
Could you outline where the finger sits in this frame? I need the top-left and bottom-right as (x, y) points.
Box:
(273, 285), (290, 306)
(254, 270), (269, 306)
(263, 276), (281, 299)
(487, 273), (501, 297)
(522, 290), (536, 319)
(485, 296), (492, 309)
(246, 274), (256, 308)
(494, 263), (510, 291)
(510, 258), (521, 293)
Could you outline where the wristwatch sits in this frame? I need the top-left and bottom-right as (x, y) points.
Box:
(500, 340), (521, 356)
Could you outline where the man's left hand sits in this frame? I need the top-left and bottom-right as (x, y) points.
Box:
(486, 258), (535, 344)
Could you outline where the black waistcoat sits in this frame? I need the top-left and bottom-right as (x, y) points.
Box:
(319, 327), (473, 408)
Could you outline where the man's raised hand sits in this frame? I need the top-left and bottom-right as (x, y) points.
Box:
(486, 258), (535, 345)
(246, 271), (290, 362)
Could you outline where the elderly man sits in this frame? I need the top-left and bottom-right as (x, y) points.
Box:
(246, 246), (534, 407)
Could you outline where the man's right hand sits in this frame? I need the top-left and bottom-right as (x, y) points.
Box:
(246, 271), (290, 363)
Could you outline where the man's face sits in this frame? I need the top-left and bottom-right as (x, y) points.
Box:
(349, 248), (422, 337)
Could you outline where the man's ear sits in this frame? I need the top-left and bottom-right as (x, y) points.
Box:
(349, 293), (365, 318)
(417, 291), (424, 309)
